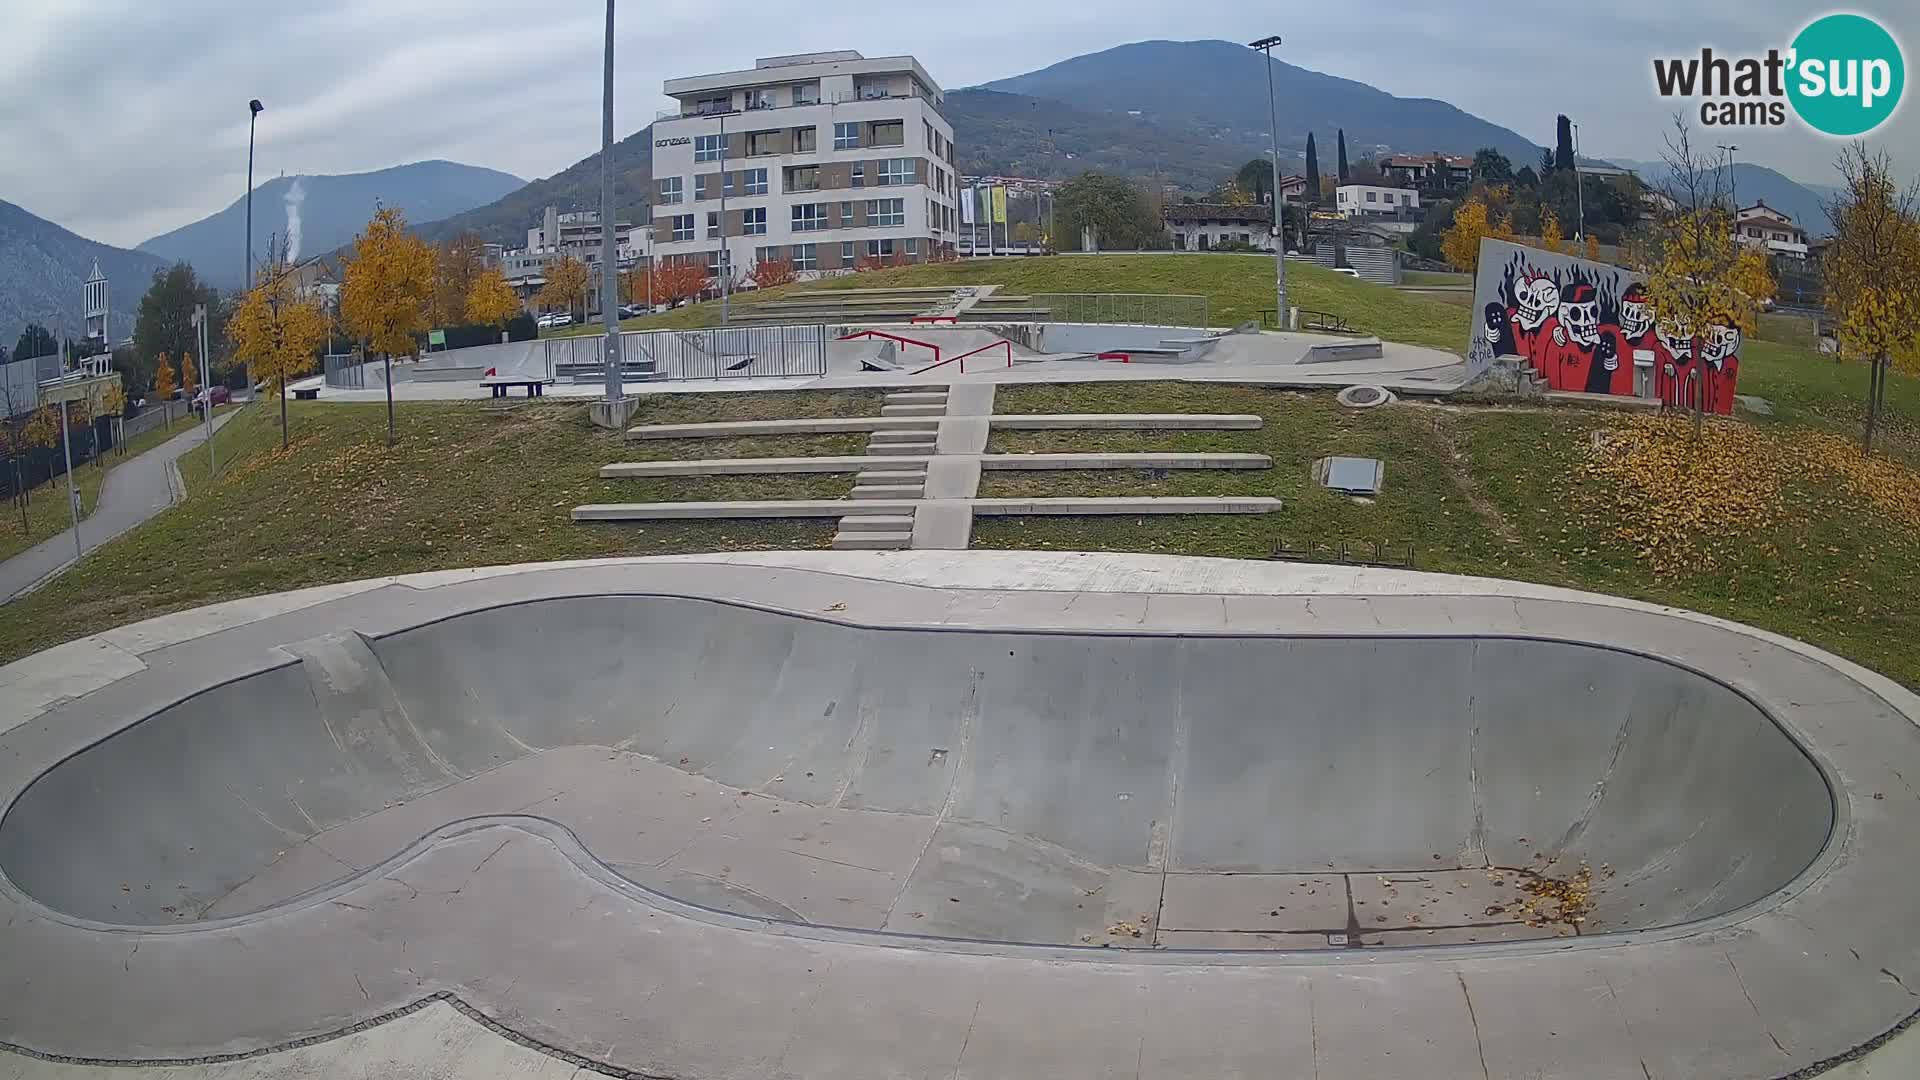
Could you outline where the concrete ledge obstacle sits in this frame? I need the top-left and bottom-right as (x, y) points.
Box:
(980, 452), (1271, 471)
(628, 414), (1262, 440)
(1301, 337), (1386, 364)
(626, 416), (937, 439)
(600, 452), (1270, 478)
(600, 456), (928, 478)
(989, 414), (1263, 431)
(574, 500), (920, 521)
(972, 497), (1282, 516)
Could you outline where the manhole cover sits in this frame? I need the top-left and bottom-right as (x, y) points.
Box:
(1336, 384), (1395, 409)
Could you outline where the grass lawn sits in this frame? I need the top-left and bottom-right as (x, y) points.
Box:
(0, 410), (215, 563)
(581, 256), (1473, 352)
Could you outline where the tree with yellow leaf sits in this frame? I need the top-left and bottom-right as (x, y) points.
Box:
(230, 257), (328, 449)
(1639, 117), (1775, 436)
(1539, 210), (1566, 253)
(464, 267), (522, 328)
(341, 205), (436, 445)
(1442, 198), (1496, 272)
(1584, 233), (1601, 261)
(181, 352), (199, 398)
(152, 352), (176, 429)
(536, 256), (591, 321)
(1822, 142), (1920, 456)
(432, 231), (488, 326)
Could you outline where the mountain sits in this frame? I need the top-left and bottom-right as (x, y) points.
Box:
(409, 129), (654, 250)
(1609, 159), (1836, 237)
(945, 89), (1265, 188)
(978, 39), (1543, 172)
(139, 160), (525, 288)
(0, 198), (169, 349)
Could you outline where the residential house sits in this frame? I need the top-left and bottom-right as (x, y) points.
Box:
(1736, 200), (1810, 259)
(1381, 154), (1474, 190)
(1335, 184), (1420, 219)
(1163, 203), (1278, 252)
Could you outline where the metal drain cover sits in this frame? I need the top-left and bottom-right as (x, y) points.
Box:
(1336, 384), (1395, 409)
(1315, 456), (1385, 495)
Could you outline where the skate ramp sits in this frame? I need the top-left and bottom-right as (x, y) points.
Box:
(0, 596), (1832, 945)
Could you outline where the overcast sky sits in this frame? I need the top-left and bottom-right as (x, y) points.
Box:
(1, 0), (1912, 247)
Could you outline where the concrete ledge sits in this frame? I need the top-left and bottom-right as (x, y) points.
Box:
(989, 413), (1263, 430)
(981, 453), (1271, 470)
(573, 499), (919, 520)
(1301, 337), (1385, 364)
(1543, 390), (1664, 412)
(600, 455), (925, 477)
(971, 496), (1282, 515)
(626, 417), (935, 439)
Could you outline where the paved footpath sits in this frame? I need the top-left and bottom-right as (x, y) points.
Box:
(0, 411), (235, 603)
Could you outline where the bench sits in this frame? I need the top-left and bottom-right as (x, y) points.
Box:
(486, 381), (546, 398)
(292, 386), (320, 400)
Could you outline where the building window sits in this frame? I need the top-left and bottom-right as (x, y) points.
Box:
(792, 203), (828, 232)
(878, 158), (913, 186)
(792, 243), (817, 272)
(834, 122), (860, 150)
(793, 126), (816, 153)
(707, 211), (720, 239)
(695, 174), (713, 200)
(692, 94), (729, 115)
(742, 207), (766, 235)
(870, 120), (904, 147)
(785, 165), (820, 192)
(841, 240), (855, 263)
(851, 163), (864, 188)
(745, 130), (778, 156)
(755, 245), (782, 264)
(793, 83), (819, 106)
(743, 168), (767, 195)
(671, 215), (694, 242)
(924, 120), (935, 148)
(840, 200), (854, 224)
(905, 238), (919, 256)
(865, 238), (896, 258)
(657, 177), (683, 204)
(745, 88), (777, 111)
(1366, 191), (1377, 203)
(695, 135), (722, 162)
(867, 198), (904, 227)
(707, 249), (727, 275)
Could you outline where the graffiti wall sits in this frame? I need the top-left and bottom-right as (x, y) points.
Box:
(1465, 239), (1741, 414)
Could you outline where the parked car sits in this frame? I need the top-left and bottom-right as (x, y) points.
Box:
(535, 312), (574, 328)
(191, 385), (230, 416)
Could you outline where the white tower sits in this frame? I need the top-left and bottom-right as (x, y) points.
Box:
(82, 260), (109, 354)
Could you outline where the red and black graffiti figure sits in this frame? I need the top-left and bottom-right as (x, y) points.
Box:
(1603, 283), (1657, 398)
(1509, 272), (1561, 379)
(1698, 320), (1742, 415)
(1542, 283), (1606, 392)
(1655, 316), (1697, 409)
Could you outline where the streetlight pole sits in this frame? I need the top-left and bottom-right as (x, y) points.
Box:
(58, 398), (79, 564)
(598, 0), (624, 403)
(245, 100), (263, 287)
(1571, 120), (1585, 240)
(1717, 143), (1740, 211)
(1249, 35), (1289, 329)
(717, 110), (731, 326)
(192, 304), (214, 474)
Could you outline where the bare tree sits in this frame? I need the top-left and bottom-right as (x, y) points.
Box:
(1822, 142), (1920, 456)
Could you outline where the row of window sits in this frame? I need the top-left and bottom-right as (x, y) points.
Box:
(667, 198), (907, 242)
(752, 238), (923, 269)
(661, 161), (918, 205)
(690, 118), (923, 163)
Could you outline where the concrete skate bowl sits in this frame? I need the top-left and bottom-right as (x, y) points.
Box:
(0, 595), (1834, 951)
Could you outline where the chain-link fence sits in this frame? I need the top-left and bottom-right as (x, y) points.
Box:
(1027, 293), (1211, 328)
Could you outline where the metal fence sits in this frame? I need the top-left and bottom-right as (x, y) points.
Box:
(550, 325), (829, 382)
(1027, 293), (1211, 329)
(322, 353), (364, 389)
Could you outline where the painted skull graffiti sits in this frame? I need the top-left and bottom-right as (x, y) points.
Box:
(1516, 273), (1560, 331)
(1619, 284), (1654, 340)
(1558, 284), (1602, 348)
(1658, 316), (1693, 361)
(1701, 323), (1742, 368)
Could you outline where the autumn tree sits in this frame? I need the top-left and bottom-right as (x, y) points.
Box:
(230, 258), (328, 448)
(1585, 233), (1601, 261)
(181, 352), (199, 398)
(464, 267), (522, 327)
(1640, 116), (1776, 436)
(152, 351), (176, 429)
(748, 258), (797, 289)
(619, 267), (651, 307)
(433, 231), (487, 325)
(1540, 210), (1566, 253)
(1822, 142), (1920, 455)
(536, 256), (591, 319)
(341, 205), (435, 444)
(653, 262), (709, 308)
(1443, 197), (1500, 271)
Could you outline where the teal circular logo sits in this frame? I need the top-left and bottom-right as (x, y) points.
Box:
(1788, 14), (1904, 135)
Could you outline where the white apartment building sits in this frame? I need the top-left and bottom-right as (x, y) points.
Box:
(1736, 200), (1810, 259)
(649, 51), (959, 280)
(498, 205), (650, 307)
(1335, 184), (1420, 218)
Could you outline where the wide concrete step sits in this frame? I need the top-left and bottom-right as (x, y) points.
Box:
(988, 414), (1263, 431)
(626, 416), (936, 440)
(831, 531), (914, 550)
(868, 441), (935, 455)
(868, 427), (939, 443)
(980, 452), (1272, 471)
(880, 404), (948, 417)
(854, 469), (928, 483)
(852, 484), (924, 500)
(971, 496), (1283, 516)
(884, 392), (949, 405)
(835, 514), (916, 532)
(601, 454), (926, 478)
(574, 499), (918, 521)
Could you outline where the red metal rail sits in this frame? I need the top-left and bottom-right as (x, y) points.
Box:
(837, 329), (940, 368)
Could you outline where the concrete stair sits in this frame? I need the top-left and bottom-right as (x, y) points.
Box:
(830, 529), (915, 550)
(868, 427), (938, 444)
(836, 514), (916, 532)
(884, 391), (949, 406)
(852, 484), (924, 500)
(880, 404), (947, 417)
(868, 440), (935, 454)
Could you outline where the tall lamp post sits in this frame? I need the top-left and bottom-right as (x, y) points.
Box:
(245, 100), (263, 288)
(598, 0), (624, 403)
(1248, 35), (1289, 328)
(1570, 120), (1586, 240)
(1717, 143), (1740, 213)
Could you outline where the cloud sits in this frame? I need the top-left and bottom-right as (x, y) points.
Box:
(0, 0), (1910, 247)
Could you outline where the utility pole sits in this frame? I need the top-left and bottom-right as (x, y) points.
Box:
(245, 100), (263, 287)
(718, 110), (731, 325)
(1571, 120), (1586, 240)
(599, 0), (624, 403)
(193, 304), (214, 474)
(1249, 35), (1289, 328)
(1717, 143), (1740, 212)
(58, 398), (79, 563)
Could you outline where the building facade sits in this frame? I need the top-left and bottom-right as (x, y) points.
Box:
(1736, 200), (1810, 259)
(1163, 204), (1278, 252)
(649, 51), (959, 281)
(1381, 154), (1474, 190)
(1335, 184), (1420, 218)
(498, 206), (650, 309)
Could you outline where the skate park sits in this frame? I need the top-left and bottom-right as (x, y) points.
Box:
(1, 551), (1918, 1078)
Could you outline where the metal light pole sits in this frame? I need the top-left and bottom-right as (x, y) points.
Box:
(1571, 120), (1585, 240)
(1249, 35), (1289, 328)
(193, 304), (214, 473)
(1717, 143), (1740, 211)
(245, 100), (263, 287)
(58, 399), (80, 563)
(717, 110), (731, 326)
(598, 0), (624, 402)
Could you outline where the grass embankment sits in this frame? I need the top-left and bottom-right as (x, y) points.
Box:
(576, 256), (1474, 351)
(0, 394), (882, 663)
(0, 412), (215, 563)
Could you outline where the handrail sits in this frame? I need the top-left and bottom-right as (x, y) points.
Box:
(837, 328), (940, 367)
(952, 339), (1012, 373)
